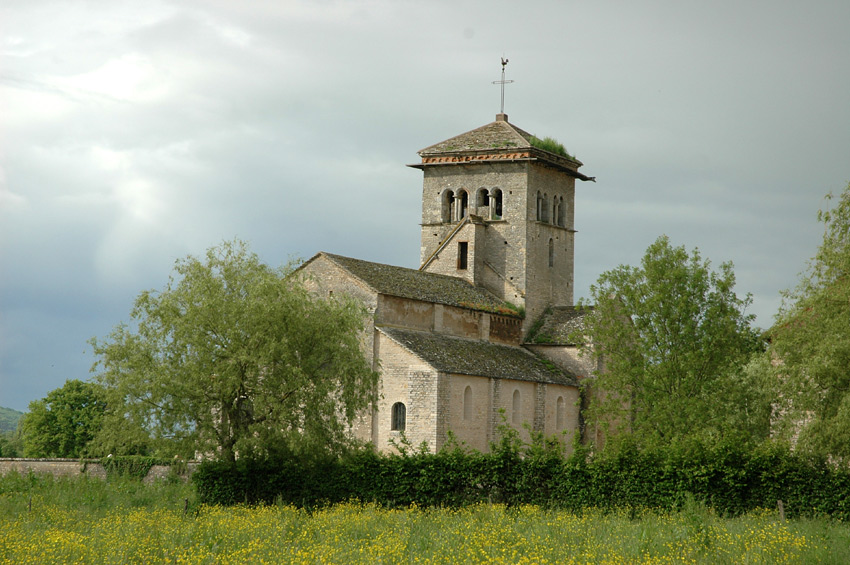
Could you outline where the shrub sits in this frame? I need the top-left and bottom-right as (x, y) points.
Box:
(192, 435), (850, 519)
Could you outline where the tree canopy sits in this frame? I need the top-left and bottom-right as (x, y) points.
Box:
(90, 240), (379, 462)
(769, 182), (850, 458)
(576, 236), (765, 446)
(19, 379), (107, 458)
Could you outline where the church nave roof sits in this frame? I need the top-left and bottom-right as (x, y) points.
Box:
(379, 326), (578, 386)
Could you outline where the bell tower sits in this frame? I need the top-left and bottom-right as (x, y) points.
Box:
(408, 113), (594, 331)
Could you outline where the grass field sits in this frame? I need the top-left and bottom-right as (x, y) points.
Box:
(1, 472), (849, 564)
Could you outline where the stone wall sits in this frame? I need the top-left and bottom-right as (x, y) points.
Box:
(446, 374), (491, 452)
(417, 159), (580, 338)
(524, 344), (597, 379)
(0, 459), (198, 483)
(374, 332), (436, 451)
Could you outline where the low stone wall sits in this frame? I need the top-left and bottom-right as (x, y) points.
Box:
(0, 458), (198, 483)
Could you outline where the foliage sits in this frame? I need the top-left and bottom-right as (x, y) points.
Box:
(530, 135), (573, 159)
(1, 407), (25, 457)
(90, 240), (379, 462)
(457, 300), (523, 317)
(0, 406), (23, 433)
(100, 456), (165, 480)
(770, 182), (850, 459)
(3, 488), (845, 563)
(85, 411), (154, 457)
(0, 471), (195, 518)
(574, 235), (765, 446)
(0, 430), (23, 457)
(18, 380), (107, 458)
(192, 432), (850, 520)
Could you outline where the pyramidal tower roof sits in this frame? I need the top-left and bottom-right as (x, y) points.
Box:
(411, 114), (594, 181)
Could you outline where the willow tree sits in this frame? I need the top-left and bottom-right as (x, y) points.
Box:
(770, 183), (850, 458)
(90, 240), (378, 462)
(577, 236), (765, 446)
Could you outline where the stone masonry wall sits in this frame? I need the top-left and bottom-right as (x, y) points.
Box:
(0, 459), (198, 483)
(524, 344), (597, 380)
(445, 374), (490, 452)
(494, 379), (537, 446)
(543, 384), (581, 454)
(374, 332), (438, 451)
(523, 162), (577, 329)
(420, 162), (530, 309)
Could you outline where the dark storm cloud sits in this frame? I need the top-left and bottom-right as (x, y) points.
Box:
(2, 0), (848, 411)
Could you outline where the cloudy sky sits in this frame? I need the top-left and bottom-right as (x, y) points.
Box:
(2, 1), (848, 412)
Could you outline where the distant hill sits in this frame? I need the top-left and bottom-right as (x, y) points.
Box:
(0, 407), (24, 433)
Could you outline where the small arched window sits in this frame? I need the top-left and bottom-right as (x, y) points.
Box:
(459, 190), (469, 219)
(542, 194), (550, 223)
(536, 192), (543, 221)
(492, 188), (503, 219)
(391, 402), (406, 431)
(441, 190), (454, 223)
(548, 238), (554, 268)
(556, 396), (566, 429)
(463, 386), (473, 420)
(512, 389), (521, 425)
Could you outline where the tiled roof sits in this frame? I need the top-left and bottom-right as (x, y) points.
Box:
(414, 118), (592, 181)
(380, 326), (579, 386)
(526, 306), (592, 345)
(418, 120), (537, 155)
(318, 253), (518, 316)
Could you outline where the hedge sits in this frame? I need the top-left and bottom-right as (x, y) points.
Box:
(192, 437), (850, 519)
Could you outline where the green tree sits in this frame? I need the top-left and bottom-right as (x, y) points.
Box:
(0, 430), (23, 457)
(769, 182), (850, 458)
(90, 240), (379, 462)
(576, 235), (765, 446)
(18, 379), (107, 458)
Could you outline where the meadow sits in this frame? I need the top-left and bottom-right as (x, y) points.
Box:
(1, 472), (849, 564)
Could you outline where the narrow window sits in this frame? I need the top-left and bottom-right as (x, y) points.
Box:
(536, 191), (543, 221)
(542, 194), (550, 223)
(463, 386), (473, 420)
(556, 396), (565, 429)
(548, 238), (554, 268)
(391, 402), (406, 431)
(558, 196), (566, 227)
(477, 188), (489, 208)
(457, 242), (468, 270)
(512, 389), (521, 425)
(459, 190), (469, 219)
(442, 190), (454, 223)
(492, 189), (503, 219)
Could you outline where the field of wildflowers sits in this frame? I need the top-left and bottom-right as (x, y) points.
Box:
(1, 473), (848, 564)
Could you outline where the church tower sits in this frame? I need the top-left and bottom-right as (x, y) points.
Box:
(409, 113), (594, 332)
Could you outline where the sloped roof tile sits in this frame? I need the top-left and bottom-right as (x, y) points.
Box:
(418, 120), (536, 155)
(380, 326), (578, 386)
(317, 253), (517, 315)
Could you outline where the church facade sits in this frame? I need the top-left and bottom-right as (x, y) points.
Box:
(298, 114), (597, 453)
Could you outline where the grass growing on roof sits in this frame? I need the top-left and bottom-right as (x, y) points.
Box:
(530, 136), (574, 159)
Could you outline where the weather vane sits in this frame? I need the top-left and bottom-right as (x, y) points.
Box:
(492, 57), (514, 115)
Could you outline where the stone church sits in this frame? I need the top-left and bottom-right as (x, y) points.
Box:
(298, 113), (597, 453)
